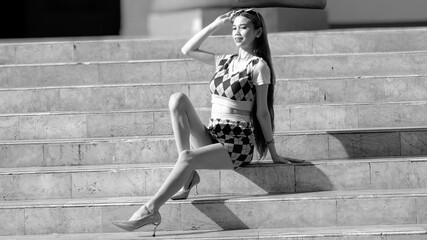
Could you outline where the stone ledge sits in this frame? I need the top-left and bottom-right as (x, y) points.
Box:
(0, 224), (426, 239)
(2, 51), (427, 89)
(1, 27), (427, 64)
(1, 189), (426, 235)
(1, 127), (427, 168)
(2, 188), (427, 208)
(1, 157), (426, 201)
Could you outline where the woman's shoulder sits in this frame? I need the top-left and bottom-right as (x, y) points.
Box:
(249, 56), (271, 85)
(250, 56), (269, 71)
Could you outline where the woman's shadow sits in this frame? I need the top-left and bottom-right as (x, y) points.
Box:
(188, 159), (333, 230)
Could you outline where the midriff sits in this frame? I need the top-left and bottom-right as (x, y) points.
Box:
(210, 95), (253, 122)
(211, 103), (250, 115)
(211, 103), (251, 122)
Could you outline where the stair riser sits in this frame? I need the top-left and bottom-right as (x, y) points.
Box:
(279, 102), (427, 132)
(0, 61), (208, 88)
(2, 29), (427, 64)
(307, 29), (427, 55)
(279, 76), (427, 106)
(275, 52), (427, 80)
(0, 110), (209, 141)
(2, 76), (427, 114)
(1, 160), (426, 201)
(1, 130), (427, 168)
(2, 102), (427, 140)
(0, 138), (178, 168)
(1, 195), (426, 235)
(1, 52), (426, 88)
(0, 84), (189, 114)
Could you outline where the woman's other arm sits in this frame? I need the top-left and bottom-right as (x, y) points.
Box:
(254, 85), (283, 161)
(255, 85), (304, 164)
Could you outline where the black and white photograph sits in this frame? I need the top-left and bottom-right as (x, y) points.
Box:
(0, 0), (426, 239)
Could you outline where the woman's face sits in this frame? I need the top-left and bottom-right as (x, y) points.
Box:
(232, 15), (258, 51)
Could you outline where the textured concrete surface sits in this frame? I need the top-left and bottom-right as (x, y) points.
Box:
(1, 158), (426, 201)
(0, 189), (427, 235)
(2, 51), (427, 88)
(0, 225), (426, 239)
(2, 27), (427, 64)
(1, 27), (427, 238)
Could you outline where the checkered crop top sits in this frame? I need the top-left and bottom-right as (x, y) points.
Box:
(210, 54), (271, 112)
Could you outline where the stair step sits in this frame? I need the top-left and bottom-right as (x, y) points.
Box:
(1, 75), (427, 114)
(0, 83), (190, 114)
(2, 27), (427, 240)
(0, 108), (209, 140)
(1, 157), (427, 201)
(1, 51), (427, 88)
(1, 27), (427, 64)
(1, 100), (427, 140)
(1, 189), (426, 235)
(283, 101), (427, 131)
(1, 127), (427, 167)
(2, 224), (426, 239)
(277, 75), (427, 106)
(0, 136), (178, 168)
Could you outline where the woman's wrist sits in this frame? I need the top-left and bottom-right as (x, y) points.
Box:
(265, 138), (275, 145)
(267, 141), (278, 157)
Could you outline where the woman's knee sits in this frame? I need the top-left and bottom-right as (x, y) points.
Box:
(168, 92), (190, 112)
(177, 150), (197, 168)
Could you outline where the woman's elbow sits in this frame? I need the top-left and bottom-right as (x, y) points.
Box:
(256, 109), (270, 120)
(181, 47), (189, 56)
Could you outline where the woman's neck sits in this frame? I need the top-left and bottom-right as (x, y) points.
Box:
(237, 48), (255, 61)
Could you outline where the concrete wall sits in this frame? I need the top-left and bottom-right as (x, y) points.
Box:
(327, 0), (427, 25)
(120, 0), (427, 37)
(122, 0), (328, 37)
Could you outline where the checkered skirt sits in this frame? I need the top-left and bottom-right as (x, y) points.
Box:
(205, 118), (255, 169)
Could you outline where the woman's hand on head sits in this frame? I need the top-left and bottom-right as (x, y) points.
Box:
(214, 11), (235, 26)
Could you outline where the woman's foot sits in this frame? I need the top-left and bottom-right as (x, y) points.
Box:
(129, 204), (154, 221)
(171, 170), (200, 200)
(112, 205), (161, 236)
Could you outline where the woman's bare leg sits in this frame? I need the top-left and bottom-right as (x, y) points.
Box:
(128, 93), (233, 220)
(168, 92), (212, 152)
(167, 92), (217, 193)
(130, 143), (233, 219)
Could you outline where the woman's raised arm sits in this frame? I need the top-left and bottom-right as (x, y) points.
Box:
(181, 11), (234, 65)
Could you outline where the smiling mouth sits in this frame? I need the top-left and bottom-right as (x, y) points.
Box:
(234, 37), (243, 42)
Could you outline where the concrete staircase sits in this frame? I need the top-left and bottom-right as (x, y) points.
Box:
(1, 27), (427, 239)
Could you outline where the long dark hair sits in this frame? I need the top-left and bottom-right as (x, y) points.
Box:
(234, 9), (276, 159)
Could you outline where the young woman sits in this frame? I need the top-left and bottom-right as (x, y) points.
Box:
(113, 8), (304, 236)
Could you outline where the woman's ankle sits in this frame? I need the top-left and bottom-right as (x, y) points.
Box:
(145, 202), (158, 213)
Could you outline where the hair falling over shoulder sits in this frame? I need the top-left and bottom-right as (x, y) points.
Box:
(235, 9), (276, 158)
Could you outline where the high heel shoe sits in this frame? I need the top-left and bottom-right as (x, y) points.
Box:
(171, 170), (200, 200)
(112, 205), (161, 237)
